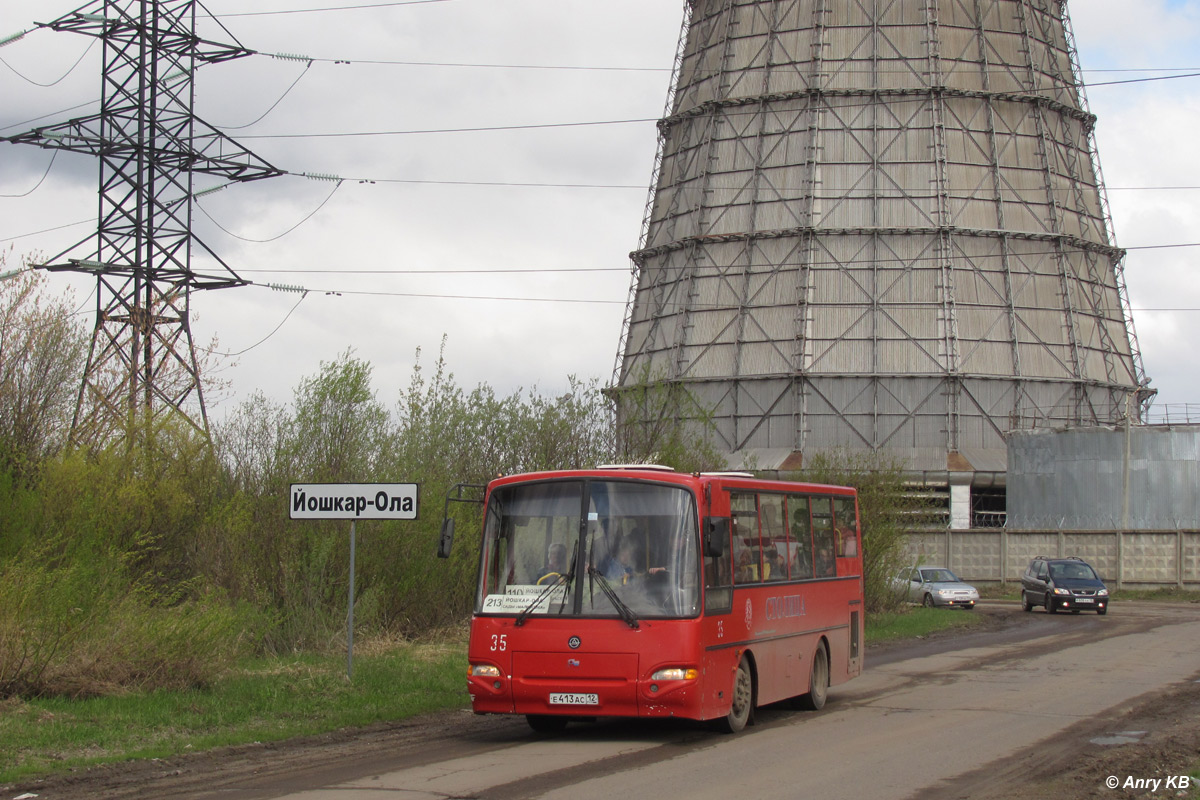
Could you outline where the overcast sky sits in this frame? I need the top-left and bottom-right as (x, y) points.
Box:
(2, 0), (1199, 424)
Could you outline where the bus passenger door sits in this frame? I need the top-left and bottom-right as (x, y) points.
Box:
(702, 514), (735, 718)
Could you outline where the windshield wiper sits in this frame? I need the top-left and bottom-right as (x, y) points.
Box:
(587, 565), (639, 629)
(515, 541), (578, 627)
(514, 574), (563, 627)
(557, 540), (579, 615)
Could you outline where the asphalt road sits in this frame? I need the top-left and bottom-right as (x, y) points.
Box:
(16, 602), (1200, 800)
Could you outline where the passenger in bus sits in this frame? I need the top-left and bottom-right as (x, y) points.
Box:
(536, 542), (569, 585)
(815, 542), (836, 578)
(604, 534), (666, 585)
(602, 537), (641, 584)
(792, 547), (812, 580)
(761, 503), (783, 539)
(763, 546), (786, 582)
(837, 527), (858, 557)
(736, 549), (759, 583)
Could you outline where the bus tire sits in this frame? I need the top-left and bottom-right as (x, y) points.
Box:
(526, 715), (568, 734)
(718, 657), (753, 733)
(798, 641), (829, 711)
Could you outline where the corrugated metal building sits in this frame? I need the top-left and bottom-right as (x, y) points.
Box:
(613, 0), (1151, 525)
(1007, 426), (1200, 530)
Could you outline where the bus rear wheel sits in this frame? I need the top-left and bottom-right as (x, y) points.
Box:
(718, 658), (753, 733)
(798, 641), (829, 711)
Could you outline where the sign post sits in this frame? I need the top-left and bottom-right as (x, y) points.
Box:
(348, 519), (356, 679)
(289, 483), (419, 679)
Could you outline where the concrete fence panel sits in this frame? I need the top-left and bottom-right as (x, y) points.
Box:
(900, 530), (1200, 588)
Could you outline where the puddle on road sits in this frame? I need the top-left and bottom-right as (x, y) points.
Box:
(1089, 730), (1147, 746)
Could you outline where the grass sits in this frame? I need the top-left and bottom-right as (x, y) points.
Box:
(1109, 586), (1200, 603)
(1, 594), (1180, 787)
(964, 584), (1199, 604)
(865, 605), (989, 643)
(0, 634), (469, 786)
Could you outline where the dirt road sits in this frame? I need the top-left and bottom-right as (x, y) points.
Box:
(9, 602), (1200, 800)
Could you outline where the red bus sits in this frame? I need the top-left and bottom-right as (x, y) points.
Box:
(445, 465), (864, 733)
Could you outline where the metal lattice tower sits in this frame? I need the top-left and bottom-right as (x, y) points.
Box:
(2, 0), (283, 443)
(614, 0), (1152, 485)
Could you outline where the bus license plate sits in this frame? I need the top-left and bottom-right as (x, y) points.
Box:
(549, 692), (598, 706)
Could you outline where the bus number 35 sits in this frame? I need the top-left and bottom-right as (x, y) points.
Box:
(490, 634), (508, 652)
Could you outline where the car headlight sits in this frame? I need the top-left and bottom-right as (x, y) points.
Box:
(651, 668), (699, 681)
(1097, 589), (1109, 597)
(1053, 588), (1072, 595)
(938, 589), (953, 596)
(469, 664), (502, 678)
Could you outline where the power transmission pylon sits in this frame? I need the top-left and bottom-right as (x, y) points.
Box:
(1, 0), (283, 444)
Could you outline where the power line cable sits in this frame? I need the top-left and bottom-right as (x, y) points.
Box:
(256, 49), (1200, 75)
(260, 285), (625, 304)
(199, 288), (309, 356)
(218, 282), (1200, 312)
(230, 69), (1200, 142)
(239, 267), (626, 275)
(213, 59), (313, 130)
(231, 241), (1200, 275)
(0, 218), (92, 244)
(335, 174), (1200, 192)
(0, 149), (59, 197)
(0, 38), (98, 88)
(6, 61), (1200, 143)
(302, 55), (670, 72)
(206, 0), (453, 17)
(195, 178), (343, 242)
(224, 242), (1200, 284)
(0, 100), (100, 133)
(237, 116), (657, 140)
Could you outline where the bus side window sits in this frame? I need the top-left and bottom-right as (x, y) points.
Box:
(730, 492), (760, 584)
(812, 497), (836, 578)
(704, 516), (733, 614)
(759, 494), (786, 582)
(833, 496), (859, 558)
(788, 495), (813, 580)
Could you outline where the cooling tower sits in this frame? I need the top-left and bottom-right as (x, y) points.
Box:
(613, 0), (1151, 518)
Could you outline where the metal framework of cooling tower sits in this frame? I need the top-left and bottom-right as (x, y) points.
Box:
(614, 0), (1152, 508)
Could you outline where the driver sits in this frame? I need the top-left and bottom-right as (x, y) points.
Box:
(536, 542), (569, 585)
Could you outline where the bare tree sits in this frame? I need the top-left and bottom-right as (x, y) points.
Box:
(0, 254), (88, 471)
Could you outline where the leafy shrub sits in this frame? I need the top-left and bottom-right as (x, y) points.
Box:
(0, 555), (260, 698)
(784, 450), (919, 614)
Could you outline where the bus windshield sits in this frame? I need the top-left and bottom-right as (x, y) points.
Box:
(476, 479), (700, 619)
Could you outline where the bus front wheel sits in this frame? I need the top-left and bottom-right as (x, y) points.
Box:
(526, 715), (568, 734)
(718, 657), (753, 733)
(798, 641), (829, 711)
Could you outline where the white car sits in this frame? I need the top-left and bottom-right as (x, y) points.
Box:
(897, 566), (979, 609)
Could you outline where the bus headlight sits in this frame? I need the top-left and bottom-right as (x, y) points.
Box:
(651, 668), (699, 681)
(469, 664), (502, 678)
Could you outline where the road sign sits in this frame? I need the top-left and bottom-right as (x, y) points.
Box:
(290, 483), (418, 520)
(288, 482), (420, 679)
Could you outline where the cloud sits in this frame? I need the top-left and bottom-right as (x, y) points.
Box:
(3, 0), (1198, 424)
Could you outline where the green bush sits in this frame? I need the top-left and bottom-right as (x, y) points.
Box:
(783, 449), (919, 614)
(0, 554), (258, 698)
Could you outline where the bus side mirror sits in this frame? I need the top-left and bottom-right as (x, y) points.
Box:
(437, 518), (455, 558)
(704, 518), (728, 558)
